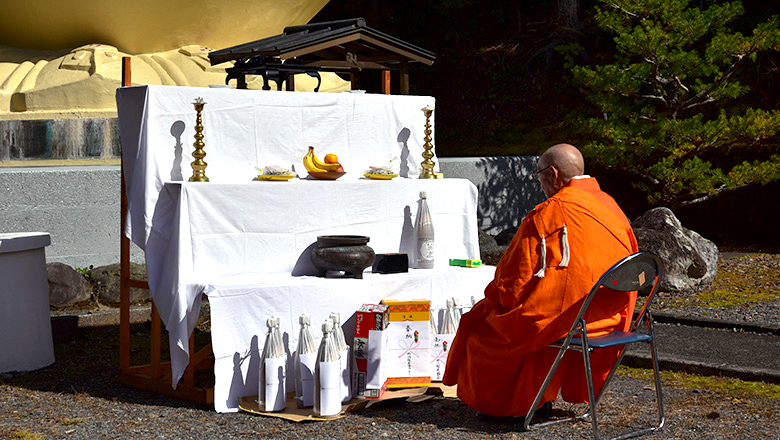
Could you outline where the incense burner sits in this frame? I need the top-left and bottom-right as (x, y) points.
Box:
(311, 235), (375, 279)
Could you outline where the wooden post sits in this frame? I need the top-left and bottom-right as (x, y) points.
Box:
(349, 71), (358, 91)
(120, 57), (131, 371)
(381, 70), (391, 94)
(400, 61), (410, 95)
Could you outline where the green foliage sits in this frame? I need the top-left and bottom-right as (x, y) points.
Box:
(572, 0), (780, 207)
(75, 266), (90, 279)
(555, 42), (584, 70)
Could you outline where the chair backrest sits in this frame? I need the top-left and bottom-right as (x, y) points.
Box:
(573, 252), (663, 333)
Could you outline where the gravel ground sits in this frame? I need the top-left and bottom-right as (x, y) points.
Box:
(2, 254), (779, 439)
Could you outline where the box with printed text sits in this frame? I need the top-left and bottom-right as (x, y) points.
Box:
(380, 299), (432, 388)
(352, 304), (390, 398)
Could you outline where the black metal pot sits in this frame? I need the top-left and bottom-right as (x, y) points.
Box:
(310, 235), (376, 279)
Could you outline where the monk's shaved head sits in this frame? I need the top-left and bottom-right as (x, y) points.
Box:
(536, 143), (585, 197)
(539, 143), (584, 182)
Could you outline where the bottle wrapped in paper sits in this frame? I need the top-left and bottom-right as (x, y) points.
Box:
(430, 333), (454, 381)
(258, 316), (287, 412)
(330, 311), (352, 402)
(441, 299), (459, 334)
(316, 359), (342, 417)
(313, 318), (341, 418)
(450, 298), (463, 326)
(430, 300), (459, 381)
(294, 313), (318, 408)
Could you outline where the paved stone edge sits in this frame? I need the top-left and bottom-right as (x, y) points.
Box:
(651, 311), (780, 336)
(624, 352), (780, 384)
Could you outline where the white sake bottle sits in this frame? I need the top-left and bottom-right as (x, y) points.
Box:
(294, 313), (318, 408)
(258, 316), (286, 412)
(415, 190), (435, 269)
(313, 318), (341, 418)
(329, 311), (352, 402)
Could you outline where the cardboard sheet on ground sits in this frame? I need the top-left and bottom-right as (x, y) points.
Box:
(238, 386), (457, 422)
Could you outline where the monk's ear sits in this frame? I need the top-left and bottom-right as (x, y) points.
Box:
(550, 165), (560, 183)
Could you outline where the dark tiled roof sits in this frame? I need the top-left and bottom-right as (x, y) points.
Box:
(208, 18), (435, 69)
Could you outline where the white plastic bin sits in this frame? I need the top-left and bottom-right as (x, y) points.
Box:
(0, 232), (55, 373)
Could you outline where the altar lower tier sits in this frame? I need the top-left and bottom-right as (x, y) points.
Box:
(147, 178), (481, 388)
(204, 265), (496, 413)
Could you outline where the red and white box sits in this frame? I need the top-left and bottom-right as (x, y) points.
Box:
(352, 304), (390, 398)
(381, 299), (432, 389)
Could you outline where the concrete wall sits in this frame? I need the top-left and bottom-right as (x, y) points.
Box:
(0, 165), (143, 268)
(439, 157), (545, 236)
(0, 157), (543, 268)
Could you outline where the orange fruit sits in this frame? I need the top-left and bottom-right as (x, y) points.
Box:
(324, 153), (339, 164)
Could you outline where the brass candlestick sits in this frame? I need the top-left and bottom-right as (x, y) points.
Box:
(419, 105), (436, 179)
(188, 97), (209, 182)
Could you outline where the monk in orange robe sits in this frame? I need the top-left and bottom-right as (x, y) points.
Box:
(443, 143), (638, 418)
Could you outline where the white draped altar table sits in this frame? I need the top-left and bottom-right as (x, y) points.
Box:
(147, 178), (486, 390)
(115, 85), (495, 409)
(205, 265), (495, 413)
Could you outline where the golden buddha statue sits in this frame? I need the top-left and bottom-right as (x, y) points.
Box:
(0, 0), (348, 119)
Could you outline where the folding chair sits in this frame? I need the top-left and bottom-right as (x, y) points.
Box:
(523, 252), (665, 440)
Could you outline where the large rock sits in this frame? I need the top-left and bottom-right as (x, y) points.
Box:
(633, 207), (718, 292)
(90, 263), (149, 305)
(47, 262), (92, 308)
(479, 229), (508, 266)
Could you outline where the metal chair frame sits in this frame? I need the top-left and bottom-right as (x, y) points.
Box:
(523, 252), (665, 440)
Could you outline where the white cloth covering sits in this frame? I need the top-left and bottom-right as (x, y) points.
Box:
(205, 265), (495, 413)
(145, 178), (482, 389)
(116, 85), (437, 250)
(114, 85), (491, 406)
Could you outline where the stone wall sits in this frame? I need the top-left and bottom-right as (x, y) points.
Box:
(0, 165), (143, 268)
(438, 157), (545, 236)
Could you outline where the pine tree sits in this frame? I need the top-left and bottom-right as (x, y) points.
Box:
(572, 0), (780, 207)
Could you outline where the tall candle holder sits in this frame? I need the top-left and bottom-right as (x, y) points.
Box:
(189, 97), (209, 182)
(419, 105), (436, 179)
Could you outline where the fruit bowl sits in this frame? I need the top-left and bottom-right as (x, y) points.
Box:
(308, 171), (346, 180)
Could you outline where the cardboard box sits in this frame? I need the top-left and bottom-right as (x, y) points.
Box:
(381, 299), (432, 388)
(352, 304), (390, 398)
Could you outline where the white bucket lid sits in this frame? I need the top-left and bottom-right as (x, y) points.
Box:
(0, 232), (51, 254)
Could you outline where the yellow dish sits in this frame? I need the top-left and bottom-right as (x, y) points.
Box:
(253, 174), (297, 181)
(364, 173), (398, 180)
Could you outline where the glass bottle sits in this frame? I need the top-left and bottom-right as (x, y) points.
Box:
(415, 190), (435, 269)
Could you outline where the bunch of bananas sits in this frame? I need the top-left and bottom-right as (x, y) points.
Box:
(303, 146), (343, 173)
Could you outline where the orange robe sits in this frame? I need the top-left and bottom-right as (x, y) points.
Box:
(442, 177), (638, 417)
